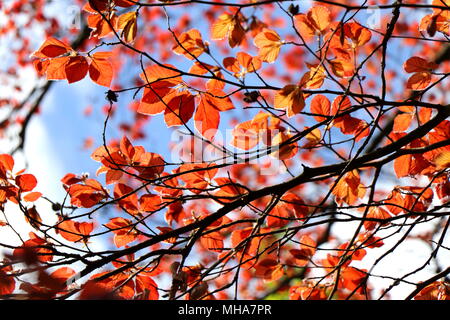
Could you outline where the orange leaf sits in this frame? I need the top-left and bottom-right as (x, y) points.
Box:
(302, 128), (322, 148)
(114, 183), (139, 215)
(332, 170), (366, 205)
(404, 56), (438, 73)
(364, 207), (391, 230)
(117, 11), (137, 43)
(253, 258), (284, 281)
(214, 177), (247, 203)
(0, 154), (14, 175)
(176, 163), (218, 193)
(231, 120), (261, 150)
(194, 90), (234, 139)
(0, 270), (15, 296)
(393, 154), (415, 178)
(211, 13), (245, 48)
(289, 284), (327, 300)
(407, 72), (432, 90)
(294, 6), (330, 38)
(268, 203), (292, 228)
(23, 191), (42, 202)
(414, 281), (450, 300)
(339, 267), (367, 293)
(223, 56), (241, 73)
(135, 152), (165, 179)
(87, 12), (118, 39)
(224, 52), (261, 77)
(46, 56), (70, 80)
(173, 29), (206, 59)
(200, 232), (224, 252)
(307, 6), (331, 33)
(157, 227), (177, 244)
(86, 0), (109, 11)
(274, 85), (305, 117)
(105, 217), (138, 248)
(135, 274), (159, 300)
(89, 52), (113, 87)
(202, 89), (235, 112)
(163, 92), (195, 127)
(65, 56), (89, 84)
(393, 112), (414, 132)
(281, 193), (310, 219)
(194, 96), (220, 140)
(31, 37), (72, 59)
(331, 95), (352, 114)
(138, 86), (175, 115)
(433, 151), (450, 170)
(165, 201), (185, 226)
(310, 94), (331, 122)
(57, 220), (94, 243)
(289, 235), (317, 266)
(237, 52), (261, 72)
(230, 227), (260, 268)
(50, 267), (76, 287)
(300, 63), (326, 89)
(68, 179), (108, 208)
(333, 115), (370, 142)
(254, 29), (282, 63)
(140, 64), (182, 86)
(294, 14), (316, 38)
(329, 58), (354, 78)
(344, 22), (372, 47)
(15, 174), (37, 192)
(13, 233), (53, 263)
(270, 131), (298, 160)
(139, 194), (162, 212)
(61, 173), (84, 186)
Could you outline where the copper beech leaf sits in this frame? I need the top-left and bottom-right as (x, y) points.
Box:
(194, 90), (234, 139)
(254, 28), (282, 63)
(57, 220), (94, 243)
(89, 52), (113, 87)
(274, 85), (305, 117)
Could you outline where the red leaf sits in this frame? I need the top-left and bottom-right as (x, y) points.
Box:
(61, 173), (84, 186)
(57, 220), (94, 243)
(407, 72), (432, 90)
(32, 37), (72, 59)
(0, 154), (14, 174)
(394, 154), (414, 178)
(13, 233), (53, 263)
(135, 274), (159, 300)
(50, 267), (76, 286)
(15, 174), (37, 192)
(194, 95), (220, 139)
(310, 94), (331, 122)
(23, 191), (42, 202)
(200, 232), (224, 252)
(65, 56), (89, 84)
(68, 179), (108, 208)
(105, 217), (138, 248)
(404, 56), (438, 73)
(176, 163), (218, 194)
(289, 235), (316, 266)
(46, 56), (70, 80)
(139, 194), (162, 212)
(0, 269), (15, 296)
(164, 92), (195, 127)
(89, 52), (113, 87)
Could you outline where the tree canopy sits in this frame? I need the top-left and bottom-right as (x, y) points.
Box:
(0, 0), (449, 300)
